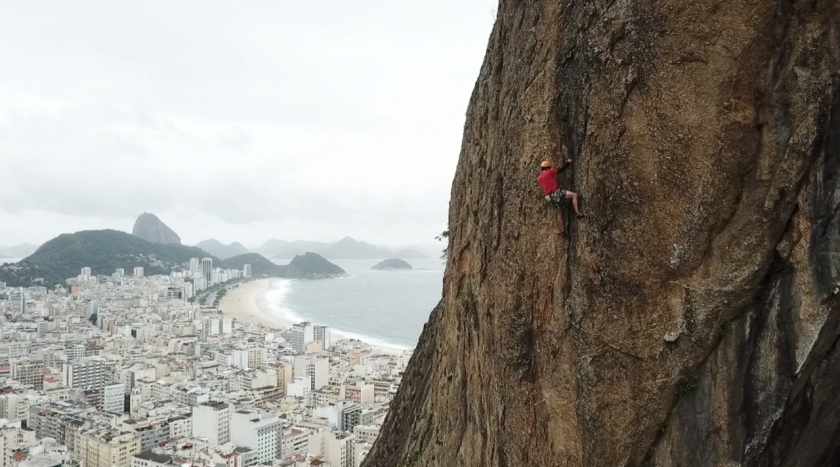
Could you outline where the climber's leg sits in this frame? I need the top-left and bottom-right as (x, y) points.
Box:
(556, 208), (565, 234)
(566, 191), (584, 217)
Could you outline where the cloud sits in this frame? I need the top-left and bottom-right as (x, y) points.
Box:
(0, 0), (496, 247)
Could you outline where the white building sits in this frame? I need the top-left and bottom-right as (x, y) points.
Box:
(115, 268), (125, 276)
(168, 416), (191, 439)
(352, 425), (379, 444)
(81, 267), (92, 281)
(62, 357), (113, 390)
(286, 376), (311, 399)
(294, 355), (329, 391)
(325, 431), (354, 467)
(243, 264), (252, 278)
(314, 325), (332, 349)
(191, 401), (231, 445)
(232, 347), (265, 370)
(134, 267), (144, 278)
(103, 383), (125, 413)
(289, 322), (314, 353)
(189, 258), (200, 275)
(230, 411), (282, 463)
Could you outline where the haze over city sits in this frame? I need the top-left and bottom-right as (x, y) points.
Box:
(0, 1), (497, 247)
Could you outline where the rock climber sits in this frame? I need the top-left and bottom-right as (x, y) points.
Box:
(538, 159), (584, 234)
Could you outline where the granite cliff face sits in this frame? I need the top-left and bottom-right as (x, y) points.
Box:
(131, 213), (181, 245)
(364, 1), (840, 466)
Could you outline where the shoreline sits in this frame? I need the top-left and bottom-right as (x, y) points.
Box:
(218, 278), (412, 355)
(218, 278), (292, 331)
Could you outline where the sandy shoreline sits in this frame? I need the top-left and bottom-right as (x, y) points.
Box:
(219, 278), (292, 331)
(218, 278), (410, 355)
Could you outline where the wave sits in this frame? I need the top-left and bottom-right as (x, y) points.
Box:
(262, 279), (413, 352)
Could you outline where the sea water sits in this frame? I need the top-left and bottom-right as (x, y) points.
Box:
(267, 258), (444, 349)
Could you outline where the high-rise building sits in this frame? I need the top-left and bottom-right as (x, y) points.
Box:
(293, 355), (329, 391)
(8, 289), (25, 315)
(115, 268), (125, 276)
(62, 357), (114, 390)
(325, 431), (355, 467)
(133, 267), (144, 278)
(230, 411), (282, 463)
(243, 264), (252, 278)
(191, 402), (230, 445)
(201, 258), (213, 284)
(36, 319), (49, 338)
(86, 300), (99, 319)
(103, 383), (125, 414)
(289, 322), (314, 353)
(337, 402), (363, 432)
(314, 325), (332, 349)
(122, 417), (171, 452)
(76, 427), (140, 467)
(189, 258), (200, 275)
(67, 344), (86, 363)
(81, 267), (92, 281)
(11, 361), (44, 390)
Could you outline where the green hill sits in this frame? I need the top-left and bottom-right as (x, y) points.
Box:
(0, 231), (348, 287)
(0, 230), (216, 287)
(284, 252), (346, 279)
(220, 253), (285, 276)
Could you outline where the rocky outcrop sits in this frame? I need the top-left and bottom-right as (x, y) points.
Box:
(131, 213), (181, 245)
(364, 1), (840, 466)
(283, 252), (346, 279)
(372, 258), (413, 271)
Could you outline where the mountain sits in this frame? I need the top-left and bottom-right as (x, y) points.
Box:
(254, 239), (329, 259)
(219, 253), (282, 277)
(371, 259), (412, 271)
(283, 252), (346, 279)
(132, 213), (181, 244)
(255, 237), (429, 260)
(195, 239), (249, 259)
(0, 230), (212, 287)
(318, 237), (391, 259)
(362, 3), (840, 467)
(0, 243), (39, 259)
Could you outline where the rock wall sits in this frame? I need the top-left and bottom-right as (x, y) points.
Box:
(364, 1), (840, 466)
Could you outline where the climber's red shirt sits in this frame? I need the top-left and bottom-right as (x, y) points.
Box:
(537, 169), (559, 195)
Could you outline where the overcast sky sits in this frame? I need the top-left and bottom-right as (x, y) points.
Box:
(0, 1), (496, 249)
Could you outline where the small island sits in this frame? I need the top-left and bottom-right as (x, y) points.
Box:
(372, 258), (413, 271)
(284, 252), (347, 279)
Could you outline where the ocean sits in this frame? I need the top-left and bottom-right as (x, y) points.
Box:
(267, 258), (445, 349)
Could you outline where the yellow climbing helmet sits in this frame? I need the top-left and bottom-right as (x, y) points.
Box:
(540, 160), (551, 168)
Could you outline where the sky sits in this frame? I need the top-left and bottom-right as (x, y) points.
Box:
(0, 0), (497, 250)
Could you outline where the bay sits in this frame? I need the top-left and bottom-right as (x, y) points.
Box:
(269, 258), (444, 349)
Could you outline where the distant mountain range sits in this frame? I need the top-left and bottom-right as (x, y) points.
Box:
(254, 236), (429, 260)
(195, 239), (249, 259)
(0, 243), (39, 259)
(0, 230), (346, 287)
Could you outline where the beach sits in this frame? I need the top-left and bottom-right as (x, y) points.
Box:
(218, 278), (292, 330)
(218, 277), (411, 355)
